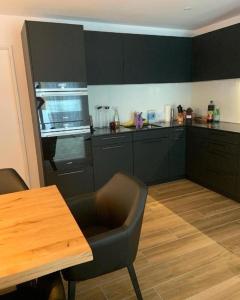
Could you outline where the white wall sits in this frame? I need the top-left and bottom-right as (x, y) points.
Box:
(0, 47), (28, 182)
(192, 79), (240, 123)
(88, 83), (192, 124)
(0, 15), (40, 187)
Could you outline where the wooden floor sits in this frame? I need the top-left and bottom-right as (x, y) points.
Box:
(69, 179), (240, 299)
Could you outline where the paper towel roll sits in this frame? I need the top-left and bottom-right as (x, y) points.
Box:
(164, 105), (171, 122)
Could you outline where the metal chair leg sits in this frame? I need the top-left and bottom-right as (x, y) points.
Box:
(127, 264), (143, 300)
(68, 281), (76, 300)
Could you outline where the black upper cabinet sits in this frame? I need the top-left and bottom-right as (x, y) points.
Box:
(84, 31), (124, 85)
(123, 34), (192, 84)
(192, 23), (240, 81)
(23, 21), (87, 82)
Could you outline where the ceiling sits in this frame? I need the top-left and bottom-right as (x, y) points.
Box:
(1, 0), (240, 30)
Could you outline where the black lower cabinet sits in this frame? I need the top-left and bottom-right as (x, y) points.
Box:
(186, 127), (240, 200)
(169, 127), (186, 180)
(92, 134), (133, 190)
(186, 127), (208, 185)
(205, 134), (240, 198)
(44, 165), (94, 198)
(133, 129), (169, 184)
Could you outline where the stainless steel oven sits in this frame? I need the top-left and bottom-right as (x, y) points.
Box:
(35, 82), (90, 136)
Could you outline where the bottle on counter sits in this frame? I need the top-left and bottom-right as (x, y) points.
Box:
(207, 100), (215, 123)
(113, 108), (120, 129)
(213, 107), (220, 122)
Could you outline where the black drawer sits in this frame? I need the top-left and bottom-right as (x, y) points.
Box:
(187, 126), (208, 138)
(207, 141), (239, 156)
(92, 133), (132, 146)
(133, 128), (169, 141)
(44, 159), (90, 172)
(208, 130), (240, 145)
(44, 165), (94, 197)
(170, 127), (185, 139)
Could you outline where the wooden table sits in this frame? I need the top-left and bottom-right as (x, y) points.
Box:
(0, 185), (93, 290)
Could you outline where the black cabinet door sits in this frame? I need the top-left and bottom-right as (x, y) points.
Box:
(192, 23), (240, 81)
(205, 135), (240, 197)
(186, 127), (208, 185)
(124, 34), (192, 84)
(44, 165), (94, 198)
(93, 142), (133, 189)
(24, 21), (87, 82)
(169, 128), (186, 180)
(133, 133), (169, 184)
(84, 31), (124, 84)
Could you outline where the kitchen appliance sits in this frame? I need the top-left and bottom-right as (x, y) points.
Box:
(35, 82), (90, 136)
(35, 82), (93, 197)
(42, 133), (92, 171)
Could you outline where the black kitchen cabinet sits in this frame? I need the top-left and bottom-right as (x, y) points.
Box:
(169, 127), (186, 180)
(205, 130), (240, 198)
(123, 34), (192, 84)
(186, 127), (208, 185)
(192, 23), (240, 81)
(133, 129), (169, 184)
(22, 21), (87, 82)
(84, 31), (124, 84)
(92, 134), (133, 189)
(44, 165), (94, 198)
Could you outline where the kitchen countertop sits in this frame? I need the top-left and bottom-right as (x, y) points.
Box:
(91, 121), (240, 137)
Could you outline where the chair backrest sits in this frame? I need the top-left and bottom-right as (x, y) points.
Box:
(0, 168), (28, 195)
(96, 172), (148, 263)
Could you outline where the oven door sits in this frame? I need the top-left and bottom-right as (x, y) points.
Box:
(42, 133), (92, 172)
(36, 90), (90, 133)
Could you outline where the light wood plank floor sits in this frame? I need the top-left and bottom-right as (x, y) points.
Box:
(68, 179), (240, 300)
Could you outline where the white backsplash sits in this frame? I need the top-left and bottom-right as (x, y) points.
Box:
(192, 79), (240, 123)
(88, 83), (192, 126)
(88, 79), (240, 126)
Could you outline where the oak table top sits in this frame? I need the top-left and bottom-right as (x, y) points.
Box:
(0, 185), (93, 290)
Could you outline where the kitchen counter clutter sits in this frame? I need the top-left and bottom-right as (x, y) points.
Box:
(92, 121), (240, 136)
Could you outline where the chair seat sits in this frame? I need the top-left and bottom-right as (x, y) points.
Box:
(82, 224), (110, 238)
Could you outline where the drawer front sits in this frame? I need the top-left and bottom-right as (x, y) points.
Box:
(187, 127), (208, 139)
(208, 130), (240, 145)
(92, 133), (132, 146)
(45, 165), (94, 197)
(133, 128), (169, 141)
(207, 141), (239, 156)
(170, 127), (185, 139)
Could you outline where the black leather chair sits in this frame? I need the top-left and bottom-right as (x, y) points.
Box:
(0, 168), (66, 300)
(62, 172), (148, 300)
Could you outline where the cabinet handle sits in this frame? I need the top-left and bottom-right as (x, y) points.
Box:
(102, 136), (126, 140)
(58, 170), (85, 176)
(102, 145), (123, 150)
